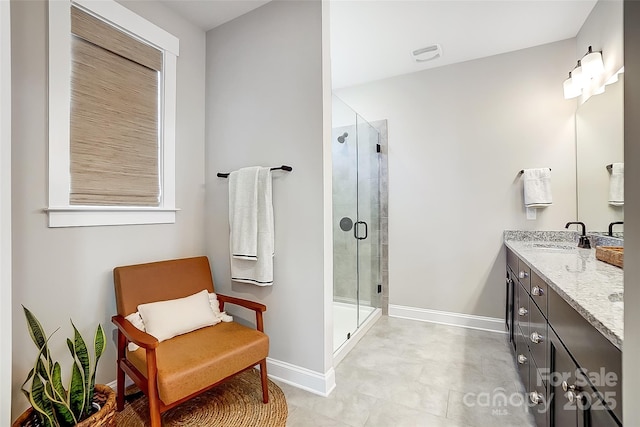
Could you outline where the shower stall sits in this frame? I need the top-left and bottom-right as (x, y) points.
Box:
(332, 95), (382, 357)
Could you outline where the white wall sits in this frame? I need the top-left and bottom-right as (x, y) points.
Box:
(336, 39), (577, 319)
(623, 2), (640, 425)
(10, 0), (206, 419)
(1, 1), (12, 424)
(204, 0), (332, 391)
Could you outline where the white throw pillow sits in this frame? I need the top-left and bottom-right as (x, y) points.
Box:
(124, 312), (146, 351)
(138, 289), (218, 342)
(208, 292), (234, 322)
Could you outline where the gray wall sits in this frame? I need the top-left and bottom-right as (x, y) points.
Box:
(10, 0), (206, 418)
(204, 1), (327, 373)
(623, 2), (640, 424)
(336, 39), (578, 319)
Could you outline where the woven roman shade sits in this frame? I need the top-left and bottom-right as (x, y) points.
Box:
(70, 6), (163, 207)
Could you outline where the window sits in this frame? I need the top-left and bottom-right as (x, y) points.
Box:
(47, 0), (179, 227)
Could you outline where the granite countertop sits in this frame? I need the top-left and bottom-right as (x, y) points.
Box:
(504, 231), (623, 350)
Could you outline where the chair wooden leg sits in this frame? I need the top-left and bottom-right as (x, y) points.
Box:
(259, 359), (269, 404)
(146, 350), (162, 427)
(116, 332), (126, 411)
(116, 363), (125, 411)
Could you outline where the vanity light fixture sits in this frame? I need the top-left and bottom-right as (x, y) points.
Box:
(563, 71), (581, 99)
(563, 46), (606, 100)
(581, 46), (605, 78)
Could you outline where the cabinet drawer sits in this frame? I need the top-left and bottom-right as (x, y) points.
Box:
(548, 287), (622, 422)
(530, 270), (548, 318)
(515, 330), (529, 391)
(517, 259), (531, 290)
(528, 299), (548, 384)
(528, 367), (548, 427)
(516, 282), (529, 339)
(507, 247), (518, 274)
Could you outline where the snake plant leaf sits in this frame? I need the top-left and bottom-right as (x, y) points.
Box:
(51, 362), (67, 402)
(29, 373), (55, 427)
(43, 380), (75, 427)
(50, 398), (75, 427)
(69, 360), (86, 420)
(22, 367), (35, 387)
(23, 306), (47, 353)
(87, 324), (106, 416)
(35, 357), (48, 382)
(71, 321), (90, 400)
(66, 338), (74, 358)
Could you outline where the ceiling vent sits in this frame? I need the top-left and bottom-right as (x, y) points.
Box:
(412, 44), (442, 63)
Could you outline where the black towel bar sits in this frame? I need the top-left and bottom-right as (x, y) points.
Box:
(217, 165), (293, 178)
(518, 168), (551, 175)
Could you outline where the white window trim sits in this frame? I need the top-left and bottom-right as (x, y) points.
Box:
(47, 0), (179, 227)
(0, 1), (12, 423)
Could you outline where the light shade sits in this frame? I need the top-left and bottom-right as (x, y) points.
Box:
(581, 47), (604, 79)
(571, 62), (586, 89)
(563, 73), (581, 99)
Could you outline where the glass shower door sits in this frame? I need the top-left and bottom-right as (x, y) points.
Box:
(332, 96), (381, 353)
(356, 117), (381, 324)
(332, 117), (359, 351)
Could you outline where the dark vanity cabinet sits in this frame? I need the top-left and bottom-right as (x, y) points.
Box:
(505, 247), (622, 427)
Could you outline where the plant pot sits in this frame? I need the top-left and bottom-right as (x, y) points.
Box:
(13, 384), (116, 427)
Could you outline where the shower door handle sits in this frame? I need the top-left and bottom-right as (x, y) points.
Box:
(354, 221), (368, 240)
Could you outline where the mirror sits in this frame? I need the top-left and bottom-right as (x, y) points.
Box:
(576, 74), (624, 237)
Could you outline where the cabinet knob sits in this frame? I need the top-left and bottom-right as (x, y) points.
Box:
(532, 286), (544, 296)
(529, 391), (543, 405)
(530, 331), (543, 344)
(517, 354), (527, 364)
(518, 307), (528, 316)
(519, 271), (529, 279)
(562, 382), (581, 404)
(565, 390), (578, 403)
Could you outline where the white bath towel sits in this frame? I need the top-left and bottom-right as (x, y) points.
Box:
(523, 168), (552, 208)
(229, 167), (260, 260)
(229, 167), (274, 286)
(609, 163), (624, 206)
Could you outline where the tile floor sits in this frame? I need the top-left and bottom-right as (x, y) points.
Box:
(275, 316), (536, 427)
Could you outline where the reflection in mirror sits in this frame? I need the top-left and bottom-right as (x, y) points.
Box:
(576, 74), (624, 237)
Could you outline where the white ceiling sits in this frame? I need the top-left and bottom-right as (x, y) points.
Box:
(160, 0), (271, 31)
(159, 0), (598, 89)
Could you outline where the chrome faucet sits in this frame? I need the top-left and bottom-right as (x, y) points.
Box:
(565, 221), (591, 249)
(608, 221), (623, 237)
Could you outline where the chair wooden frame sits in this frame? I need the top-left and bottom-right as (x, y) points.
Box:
(111, 257), (269, 427)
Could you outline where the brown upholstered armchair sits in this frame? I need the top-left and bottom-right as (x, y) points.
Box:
(111, 256), (269, 427)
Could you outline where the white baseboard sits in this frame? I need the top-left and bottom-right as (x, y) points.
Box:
(389, 304), (506, 334)
(105, 376), (132, 393)
(106, 357), (336, 398)
(265, 357), (335, 397)
(333, 308), (381, 366)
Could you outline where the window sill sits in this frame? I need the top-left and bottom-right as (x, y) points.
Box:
(45, 206), (179, 228)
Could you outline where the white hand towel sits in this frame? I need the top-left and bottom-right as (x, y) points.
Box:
(229, 167), (274, 286)
(609, 163), (624, 206)
(229, 167), (260, 260)
(523, 168), (552, 208)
